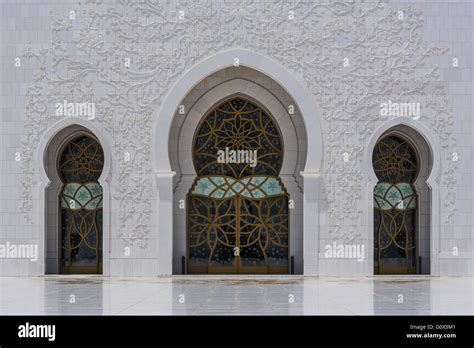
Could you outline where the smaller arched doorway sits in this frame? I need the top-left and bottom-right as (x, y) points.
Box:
(372, 134), (420, 274)
(58, 134), (104, 274)
(187, 96), (289, 274)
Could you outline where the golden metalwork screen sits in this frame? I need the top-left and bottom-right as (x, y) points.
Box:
(59, 135), (104, 274)
(187, 97), (289, 274)
(373, 134), (418, 274)
(193, 97), (283, 178)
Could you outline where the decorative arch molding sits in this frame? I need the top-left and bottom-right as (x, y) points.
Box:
(174, 78), (301, 178)
(12, 2), (457, 277)
(170, 78), (306, 274)
(36, 117), (112, 275)
(366, 118), (441, 187)
(153, 48), (323, 174)
(154, 49), (323, 275)
(37, 117), (113, 186)
(365, 118), (441, 276)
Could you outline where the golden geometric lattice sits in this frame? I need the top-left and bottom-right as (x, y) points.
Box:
(188, 97), (289, 274)
(373, 134), (418, 274)
(59, 135), (104, 274)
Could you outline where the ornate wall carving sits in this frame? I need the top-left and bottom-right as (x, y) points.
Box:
(21, 1), (456, 248)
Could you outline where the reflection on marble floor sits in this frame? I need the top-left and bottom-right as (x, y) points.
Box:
(0, 276), (473, 315)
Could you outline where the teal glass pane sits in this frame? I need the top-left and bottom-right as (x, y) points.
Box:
(396, 183), (414, 196)
(211, 188), (225, 198)
(60, 195), (71, 209)
(241, 177), (250, 185)
(241, 189), (251, 197)
(61, 195), (80, 210)
(222, 177), (236, 186)
(385, 186), (402, 206)
(252, 188), (265, 198)
(261, 178), (283, 195)
(61, 183), (103, 210)
(75, 186), (92, 206)
(191, 176), (286, 199)
(86, 182), (103, 196)
(374, 182), (416, 210)
(194, 177), (214, 195)
(374, 196), (391, 210)
(250, 176), (264, 185)
(232, 182), (244, 193)
(85, 196), (103, 210)
(64, 182), (80, 197)
(374, 182), (390, 196)
(211, 177), (226, 186)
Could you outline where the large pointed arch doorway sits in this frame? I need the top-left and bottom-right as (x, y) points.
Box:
(187, 96), (289, 274)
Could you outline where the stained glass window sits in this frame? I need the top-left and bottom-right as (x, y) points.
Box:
(373, 134), (418, 274)
(190, 176), (285, 199)
(193, 97), (283, 178)
(59, 135), (104, 274)
(187, 97), (289, 274)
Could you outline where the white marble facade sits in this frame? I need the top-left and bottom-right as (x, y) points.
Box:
(0, 0), (472, 276)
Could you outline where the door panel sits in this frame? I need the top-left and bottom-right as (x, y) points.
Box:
(187, 96), (289, 274)
(58, 135), (104, 274)
(187, 190), (289, 274)
(373, 134), (419, 275)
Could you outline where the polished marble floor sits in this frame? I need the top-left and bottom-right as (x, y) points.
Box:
(0, 276), (473, 315)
